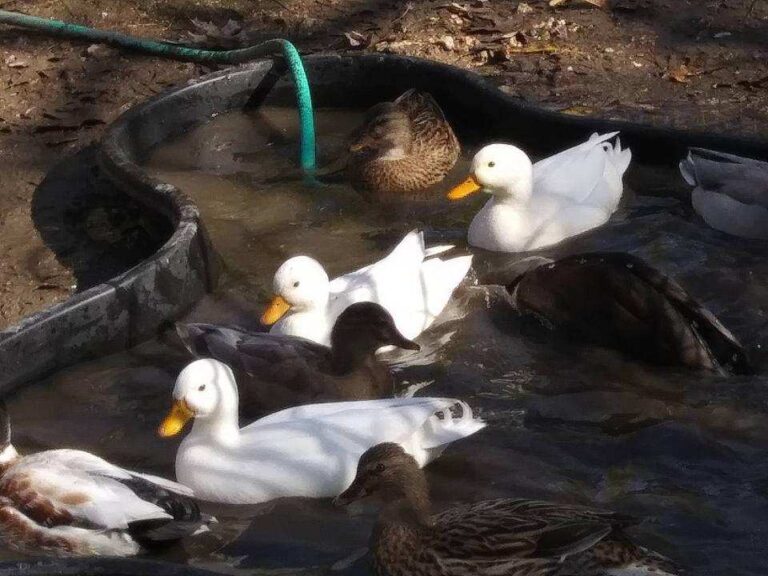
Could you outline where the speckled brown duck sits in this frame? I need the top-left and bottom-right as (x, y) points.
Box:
(178, 302), (420, 418)
(504, 252), (752, 374)
(0, 402), (210, 557)
(346, 89), (460, 200)
(335, 443), (680, 576)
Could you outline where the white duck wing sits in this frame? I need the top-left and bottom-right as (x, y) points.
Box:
(680, 148), (768, 240)
(533, 132), (630, 211)
(0, 451), (174, 530)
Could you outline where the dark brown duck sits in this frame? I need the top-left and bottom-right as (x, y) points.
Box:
(178, 302), (420, 418)
(335, 443), (680, 576)
(505, 252), (752, 374)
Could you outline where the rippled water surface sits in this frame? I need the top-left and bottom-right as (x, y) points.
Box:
(4, 107), (768, 575)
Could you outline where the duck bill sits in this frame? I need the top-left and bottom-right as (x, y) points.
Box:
(261, 295), (291, 325)
(333, 479), (368, 507)
(158, 400), (194, 438)
(390, 331), (421, 352)
(447, 175), (481, 200)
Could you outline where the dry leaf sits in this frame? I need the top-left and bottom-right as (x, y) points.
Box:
(666, 63), (693, 83)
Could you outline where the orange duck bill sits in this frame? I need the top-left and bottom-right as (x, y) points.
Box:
(447, 175), (482, 200)
(261, 295), (291, 325)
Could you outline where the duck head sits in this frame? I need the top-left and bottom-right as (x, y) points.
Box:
(332, 303), (419, 352)
(333, 443), (429, 515)
(261, 256), (331, 326)
(349, 102), (412, 161)
(447, 144), (534, 203)
(158, 359), (239, 438)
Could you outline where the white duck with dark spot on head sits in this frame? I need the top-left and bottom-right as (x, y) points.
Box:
(448, 133), (631, 252)
(0, 402), (211, 557)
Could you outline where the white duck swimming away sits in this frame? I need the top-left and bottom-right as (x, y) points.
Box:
(261, 230), (473, 345)
(679, 147), (768, 240)
(158, 358), (485, 505)
(0, 402), (211, 557)
(447, 133), (631, 252)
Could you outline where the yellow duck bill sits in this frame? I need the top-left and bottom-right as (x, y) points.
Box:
(261, 295), (291, 325)
(447, 175), (482, 200)
(158, 400), (194, 438)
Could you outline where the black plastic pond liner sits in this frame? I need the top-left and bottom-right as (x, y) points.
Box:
(0, 54), (766, 574)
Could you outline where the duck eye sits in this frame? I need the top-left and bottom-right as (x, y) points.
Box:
(293, 281), (300, 288)
(198, 385), (206, 392)
(375, 463), (386, 473)
(488, 161), (495, 168)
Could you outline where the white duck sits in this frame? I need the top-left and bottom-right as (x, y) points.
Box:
(261, 230), (473, 346)
(679, 148), (768, 240)
(0, 403), (210, 557)
(448, 133), (631, 252)
(158, 359), (485, 505)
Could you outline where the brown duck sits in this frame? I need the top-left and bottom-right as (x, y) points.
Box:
(504, 252), (752, 374)
(346, 89), (460, 200)
(335, 443), (680, 576)
(177, 302), (420, 418)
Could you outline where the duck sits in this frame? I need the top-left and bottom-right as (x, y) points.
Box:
(447, 133), (631, 252)
(261, 230), (473, 346)
(679, 147), (768, 240)
(0, 402), (210, 557)
(158, 358), (485, 505)
(504, 252), (751, 374)
(346, 89), (460, 200)
(177, 302), (420, 417)
(334, 443), (680, 576)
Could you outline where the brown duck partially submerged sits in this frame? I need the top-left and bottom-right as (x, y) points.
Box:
(178, 302), (420, 417)
(345, 89), (460, 200)
(335, 443), (679, 576)
(505, 252), (752, 374)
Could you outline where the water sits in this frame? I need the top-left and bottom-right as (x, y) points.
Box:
(4, 107), (768, 575)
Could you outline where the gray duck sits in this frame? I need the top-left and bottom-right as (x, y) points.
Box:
(679, 148), (768, 240)
(346, 89), (460, 200)
(504, 252), (751, 374)
(177, 302), (420, 418)
(335, 443), (679, 576)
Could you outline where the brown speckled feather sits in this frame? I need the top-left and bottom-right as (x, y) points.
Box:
(349, 90), (460, 199)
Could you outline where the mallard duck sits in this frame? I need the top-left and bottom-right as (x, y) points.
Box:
(261, 230), (473, 346)
(448, 133), (631, 252)
(158, 359), (485, 505)
(177, 302), (420, 417)
(335, 443), (680, 576)
(0, 402), (210, 557)
(679, 148), (768, 240)
(347, 89), (460, 200)
(505, 252), (751, 374)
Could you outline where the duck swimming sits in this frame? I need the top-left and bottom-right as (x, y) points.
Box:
(505, 252), (751, 374)
(679, 147), (768, 240)
(346, 89), (460, 200)
(261, 230), (473, 346)
(335, 443), (680, 576)
(0, 402), (210, 557)
(178, 302), (420, 417)
(158, 359), (485, 505)
(448, 133), (631, 252)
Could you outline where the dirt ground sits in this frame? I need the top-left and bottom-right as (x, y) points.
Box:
(0, 0), (766, 329)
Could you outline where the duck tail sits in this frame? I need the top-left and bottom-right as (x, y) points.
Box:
(424, 244), (455, 258)
(421, 400), (486, 451)
(420, 254), (473, 317)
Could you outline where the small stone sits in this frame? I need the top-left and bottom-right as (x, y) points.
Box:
(517, 2), (533, 13)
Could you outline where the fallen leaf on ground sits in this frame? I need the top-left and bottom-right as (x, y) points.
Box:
(344, 31), (371, 48)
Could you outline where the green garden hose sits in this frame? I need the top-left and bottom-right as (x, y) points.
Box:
(0, 9), (316, 173)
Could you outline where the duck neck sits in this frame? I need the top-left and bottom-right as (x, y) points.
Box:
(494, 171), (533, 206)
(329, 338), (377, 375)
(380, 472), (433, 529)
(191, 382), (241, 447)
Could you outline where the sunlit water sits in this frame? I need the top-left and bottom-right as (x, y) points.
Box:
(4, 107), (768, 575)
